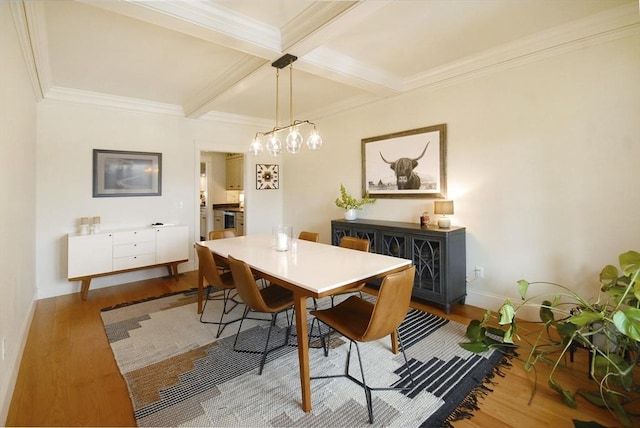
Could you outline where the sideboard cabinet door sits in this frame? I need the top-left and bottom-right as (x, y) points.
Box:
(155, 225), (189, 264)
(331, 222), (377, 252)
(68, 233), (113, 278)
(411, 235), (444, 301)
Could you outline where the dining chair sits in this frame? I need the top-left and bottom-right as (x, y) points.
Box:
(195, 243), (242, 337)
(227, 255), (295, 375)
(339, 235), (370, 252)
(331, 236), (371, 304)
(208, 228), (237, 273)
(310, 265), (417, 424)
(298, 231), (319, 242)
(309, 236), (372, 349)
(208, 228), (237, 240)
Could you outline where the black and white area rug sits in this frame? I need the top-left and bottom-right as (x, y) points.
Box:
(101, 289), (510, 427)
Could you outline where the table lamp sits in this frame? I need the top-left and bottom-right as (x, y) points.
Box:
(433, 200), (454, 228)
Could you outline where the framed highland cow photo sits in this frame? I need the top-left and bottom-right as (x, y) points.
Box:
(361, 124), (447, 199)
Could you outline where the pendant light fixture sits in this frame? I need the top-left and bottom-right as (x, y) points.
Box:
(249, 54), (323, 156)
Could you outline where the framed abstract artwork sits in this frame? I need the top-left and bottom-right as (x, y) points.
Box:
(256, 164), (279, 190)
(361, 124), (447, 199)
(93, 149), (162, 197)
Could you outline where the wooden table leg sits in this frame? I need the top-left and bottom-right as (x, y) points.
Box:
(294, 293), (311, 412)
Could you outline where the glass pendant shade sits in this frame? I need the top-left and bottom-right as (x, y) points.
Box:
(286, 128), (303, 154)
(266, 134), (282, 156)
(249, 137), (264, 156)
(306, 130), (323, 150)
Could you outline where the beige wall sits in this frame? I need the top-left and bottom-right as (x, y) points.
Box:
(0, 2), (39, 422)
(283, 33), (640, 317)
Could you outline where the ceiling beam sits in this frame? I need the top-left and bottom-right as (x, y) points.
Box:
(183, 56), (268, 118)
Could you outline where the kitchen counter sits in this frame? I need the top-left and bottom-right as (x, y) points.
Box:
(212, 204), (243, 212)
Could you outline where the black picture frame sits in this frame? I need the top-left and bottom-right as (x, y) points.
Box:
(93, 149), (162, 197)
(361, 124), (447, 199)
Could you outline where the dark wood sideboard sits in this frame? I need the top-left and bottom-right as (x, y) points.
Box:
(331, 219), (466, 314)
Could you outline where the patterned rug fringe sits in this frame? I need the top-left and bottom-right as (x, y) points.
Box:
(443, 351), (516, 427)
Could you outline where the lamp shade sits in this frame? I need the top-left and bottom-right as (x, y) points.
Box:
(433, 200), (454, 215)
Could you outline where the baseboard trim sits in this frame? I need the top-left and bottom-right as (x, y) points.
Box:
(0, 295), (36, 425)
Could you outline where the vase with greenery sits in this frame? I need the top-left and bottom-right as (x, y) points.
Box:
(334, 184), (375, 220)
(460, 250), (640, 427)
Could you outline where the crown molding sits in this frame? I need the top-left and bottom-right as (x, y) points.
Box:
(45, 85), (271, 127)
(45, 86), (185, 116)
(404, 3), (640, 92)
(9, 1), (44, 101)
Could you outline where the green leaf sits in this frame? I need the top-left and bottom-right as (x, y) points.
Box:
(517, 280), (529, 299)
(572, 420), (609, 428)
(503, 325), (514, 343)
(556, 321), (577, 341)
(459, 342), (489, 353)
(577, 390), (607, 408)
(599, 264), (619, 289)
(498, 300), (515, 325)
(612, 307), (640, 341)
(464, 319), (484, 341)
(485, 326), (506, 337)
(567, 311), (604, 326)
(539, 301), (555, 325)
(548, 378), (577, 408)
(619, 250), (640, 277)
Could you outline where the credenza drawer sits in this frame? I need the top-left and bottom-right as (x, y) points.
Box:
(113, 241), (155, 258)
(113, 253), (156, 271)
(112, 229), (155, 245)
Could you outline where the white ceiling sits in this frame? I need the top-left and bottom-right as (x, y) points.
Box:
(13, 0), (638, 125)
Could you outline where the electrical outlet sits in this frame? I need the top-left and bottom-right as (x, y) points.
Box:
(474, 266), (484, 279)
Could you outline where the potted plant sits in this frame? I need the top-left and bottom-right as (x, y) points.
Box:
(334, 184), (375, 220)
(460, 250), (640, 427)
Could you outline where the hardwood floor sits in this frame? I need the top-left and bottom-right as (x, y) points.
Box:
(7, 272), (621, 427)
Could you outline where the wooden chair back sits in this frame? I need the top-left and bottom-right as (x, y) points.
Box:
(339, 236), (370, 252)
(195, 243), (231, 290)
(298, 231), (319, 242)
(361, 266), (415, 342)
(209, 228), (237, 240)
(227, 255), (271, 312)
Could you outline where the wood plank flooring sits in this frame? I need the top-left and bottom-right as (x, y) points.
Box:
(6, 272), (621, 427)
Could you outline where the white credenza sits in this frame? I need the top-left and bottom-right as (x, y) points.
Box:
(68, 225), (189, 300)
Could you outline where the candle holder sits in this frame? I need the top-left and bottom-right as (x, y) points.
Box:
(272, 224), (292, 251)
(79, 217), (90, 235)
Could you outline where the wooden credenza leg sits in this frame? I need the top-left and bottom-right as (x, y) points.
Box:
(80, 278), (92, 301)
(170, 262), (180, 281)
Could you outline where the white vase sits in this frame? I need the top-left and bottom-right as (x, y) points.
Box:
(344, 208), (357, 221)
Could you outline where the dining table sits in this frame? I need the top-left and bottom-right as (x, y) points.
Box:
(199, 234), (412, 413)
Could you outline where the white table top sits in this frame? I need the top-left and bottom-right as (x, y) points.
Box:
(200, 234), (412, 296)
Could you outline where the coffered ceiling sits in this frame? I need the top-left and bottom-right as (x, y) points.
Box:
(11, 0), (638, 125)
